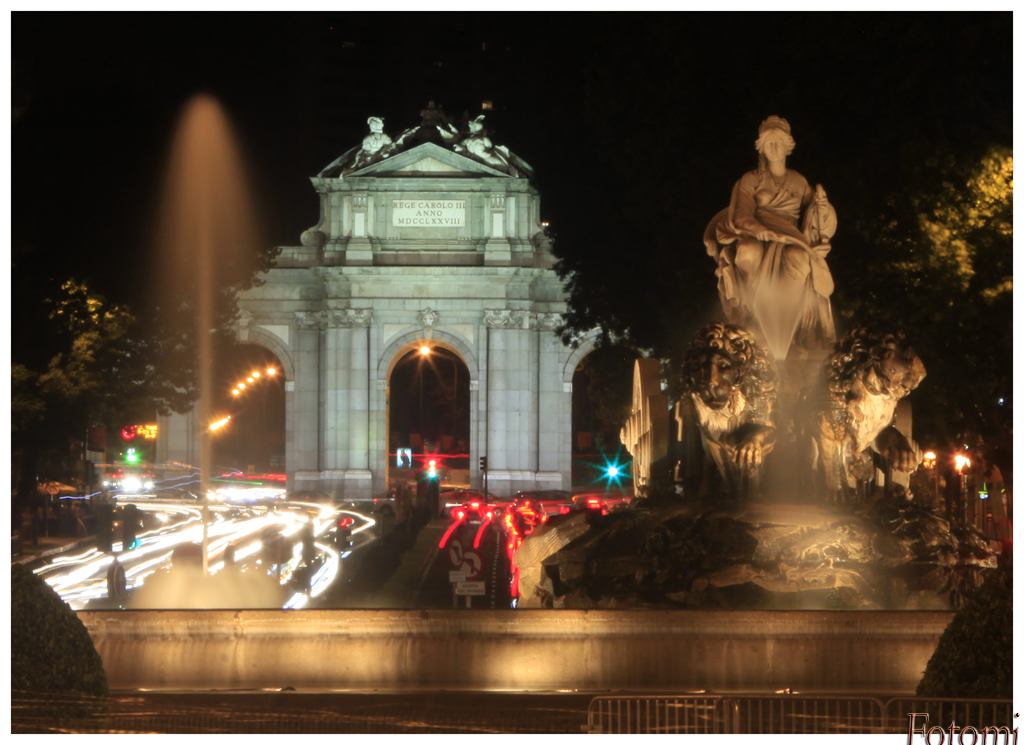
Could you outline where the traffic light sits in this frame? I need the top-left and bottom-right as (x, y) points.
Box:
(428, 459), (437, 479)
(125, 448), (139, 464)
(479, 456), (488, 471)
(337, 517), (353, 549)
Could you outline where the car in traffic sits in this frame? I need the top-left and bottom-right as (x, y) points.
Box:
(571, 492), (633, 515)
(510, 489), (574, 517)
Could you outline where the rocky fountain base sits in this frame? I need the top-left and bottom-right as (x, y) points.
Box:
(515, 493), (1000, 611)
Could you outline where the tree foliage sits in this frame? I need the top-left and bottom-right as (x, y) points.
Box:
(11, 563), (109, 698)
(839, 147), (1012, 445)
(916, 566), (1012, 699)
(574, 344), (643, 447)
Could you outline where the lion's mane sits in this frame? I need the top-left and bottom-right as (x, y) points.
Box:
(682, 322), (778, 404)
(826, 324), (919, 399)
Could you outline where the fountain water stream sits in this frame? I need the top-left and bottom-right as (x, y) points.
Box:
(155, 94), (261, 570)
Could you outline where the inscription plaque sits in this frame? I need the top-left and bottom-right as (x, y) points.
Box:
(392, 199), (465, 227)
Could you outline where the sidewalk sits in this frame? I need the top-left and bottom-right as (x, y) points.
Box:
(12, 534), (92, 564)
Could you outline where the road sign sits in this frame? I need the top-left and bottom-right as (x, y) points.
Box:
(455, 581), (486, 596)
(461, 549), (484, 580)
(448, 538), (463, 569)
(449, 570), (467, 583)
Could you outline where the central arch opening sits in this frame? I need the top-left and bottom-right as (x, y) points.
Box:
(388, 344), (470, 486)
(210, 344), (286, 477)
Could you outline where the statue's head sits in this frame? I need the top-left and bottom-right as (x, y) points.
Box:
(468, 115), (486, 134)
(367, 116), (384, 133)
(754, 116), (795, 157)
(827, 324), (927, 401)
(683, 322), (777, 410)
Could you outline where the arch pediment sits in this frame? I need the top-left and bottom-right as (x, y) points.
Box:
(348, 142), (511, 179)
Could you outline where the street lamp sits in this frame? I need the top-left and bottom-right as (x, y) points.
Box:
(955, 453), (972, 525)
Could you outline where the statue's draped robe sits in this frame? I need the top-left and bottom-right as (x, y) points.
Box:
(705, 169), (837, 352)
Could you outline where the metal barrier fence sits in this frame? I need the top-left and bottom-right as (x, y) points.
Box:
(585, 695), (728, 734)
(586, 695), (1016, 734)
(11, 690), (585, 734)
(12, 691), (1015, 734)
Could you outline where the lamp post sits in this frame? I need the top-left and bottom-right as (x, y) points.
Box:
(922, 451), (938, 507)
(954, 453), (971, 526)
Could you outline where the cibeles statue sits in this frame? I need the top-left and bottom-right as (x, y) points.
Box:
(803, 324), (926, 503)
(681, 322), (778, 497)
(704, 116), (838, 360)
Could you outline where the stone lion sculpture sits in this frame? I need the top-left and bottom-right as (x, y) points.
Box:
(805, 324), (926, 502)
(681, 322), (778, 495)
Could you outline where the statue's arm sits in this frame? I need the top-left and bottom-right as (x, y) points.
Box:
(730, 174), (769, 237)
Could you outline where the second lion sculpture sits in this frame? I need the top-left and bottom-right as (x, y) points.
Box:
(682, 322), (778, 496)
(803, 324), (926, 503)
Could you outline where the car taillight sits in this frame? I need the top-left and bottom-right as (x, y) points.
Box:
(560, 506), (571, 514)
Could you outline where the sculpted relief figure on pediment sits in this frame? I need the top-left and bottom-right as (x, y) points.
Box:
(453, 115), (523, 177)
(317, 104), (533, 180)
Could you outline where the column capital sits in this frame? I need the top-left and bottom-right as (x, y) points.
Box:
(295, 311), (325, 330)
(326, 309), (373, 328)
(484, 309), (533, 329)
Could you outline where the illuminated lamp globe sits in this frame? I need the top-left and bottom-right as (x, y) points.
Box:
(420, 346), (431, 355)
(267, 368), (276, 375)
(238, 383), (246, 390)
(232, 390), (239, 396)
(247, 377), (254, 383)
(252, 371), (260, 378)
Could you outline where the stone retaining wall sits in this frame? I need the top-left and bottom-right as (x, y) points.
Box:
(78, 609), (952, 693)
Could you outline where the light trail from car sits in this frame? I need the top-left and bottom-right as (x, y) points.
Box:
(33, 499), (360, 610)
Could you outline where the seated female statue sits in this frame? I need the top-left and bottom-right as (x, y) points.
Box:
(704, 116), (837, 356)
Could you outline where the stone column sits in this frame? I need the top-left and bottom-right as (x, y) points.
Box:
(292, 311), (323, 488)
(321, 314), (352, 472)
(536, 313), (566, 490)
(155, 401), (200, 469)
(321, 309), (373, 499)
(484, 309), (537, 494)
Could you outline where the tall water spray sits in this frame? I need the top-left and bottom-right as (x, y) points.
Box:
(751, 280), (804, 366)
(155, 94), (261, 529)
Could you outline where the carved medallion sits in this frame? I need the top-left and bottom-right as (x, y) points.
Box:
(418, 308), (439, 329)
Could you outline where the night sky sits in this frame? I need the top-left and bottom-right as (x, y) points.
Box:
(14, 13), (1011, 288)
(11, 11), (1014, 457)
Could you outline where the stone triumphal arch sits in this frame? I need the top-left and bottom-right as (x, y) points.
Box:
(158, 108), (594, 499)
